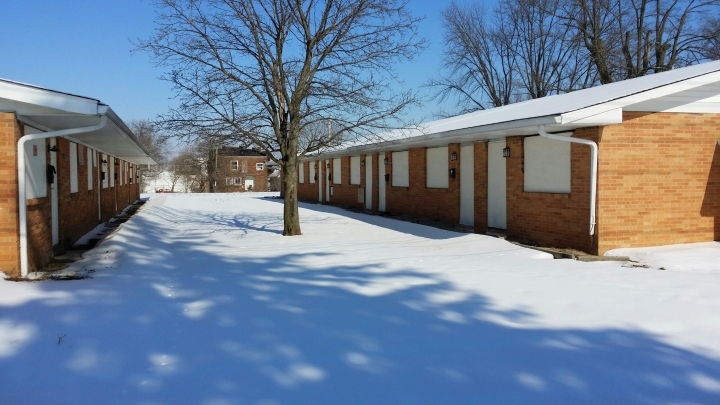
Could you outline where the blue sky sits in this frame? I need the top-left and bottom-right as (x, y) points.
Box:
(0, 0), (458, 125)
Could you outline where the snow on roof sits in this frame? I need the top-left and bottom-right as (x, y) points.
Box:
(307, 60), (720, 159)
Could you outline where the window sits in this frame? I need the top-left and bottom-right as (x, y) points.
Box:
(392, 151), (409, 187)
(333, 158), (342, 184)
(69, 142), (78, 193)
(256, 162), (264, 170)
(350, 156), (361, 184)
(226, 177), (243, 185)
(241, 161), (248, 173)
(24, 140), (47, 199)
(87, 148), (93, 191)
(231, 161), (239, 170)
(299, 162), (305, 183)
(426, 147), (448, 189)
(524, 136), (571, 193)
(109, 157), (115, 188)
(309, 161), (316, 184)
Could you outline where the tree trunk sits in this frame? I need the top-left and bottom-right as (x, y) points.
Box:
(282, 158), (302, 235)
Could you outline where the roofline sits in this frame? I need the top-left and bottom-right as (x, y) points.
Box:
(0, 78), (101, 103)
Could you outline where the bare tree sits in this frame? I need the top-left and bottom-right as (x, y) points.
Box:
(503, 0), (595, 98)
(561, 0), (720, 83)
(431, 0), (595, 114)
(430, 1), (516, 113)
(137, 0), (425, 235)
(132, 120), (171, 191)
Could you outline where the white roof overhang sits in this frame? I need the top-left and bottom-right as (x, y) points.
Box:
(305, 61), (720, 161)
(0, 79), (155, 165)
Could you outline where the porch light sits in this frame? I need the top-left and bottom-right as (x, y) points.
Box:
(360, 160), (365, 166)
(450, 152), (457, 161)
(503, 147), (510, 158)
(49, 145), (58, 152)
(383, 158), (388, 165)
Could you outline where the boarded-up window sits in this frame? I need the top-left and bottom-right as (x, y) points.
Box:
(426, 147), (448, 188)
(299, 162), (305, 183)
(24, 140), (47, 199)
(524, 136), (571, 193)
(333, 158), (342, 184)
(69, 142), (78, 193)
(87, 148), (93, 190)
(350, 156), (361, 184)
(109, 157), (115, 187)
(310, 161), (316, 184)
(392, 151), (409, 187)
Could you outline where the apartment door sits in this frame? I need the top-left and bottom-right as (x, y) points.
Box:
(487, 141), (507, 229)
(378, 153), (386, 211)
(459, 145), (474, 226)
(317, 161), (323, 202)
(365, 155), (373, 210)
(50, 137), (59, 246)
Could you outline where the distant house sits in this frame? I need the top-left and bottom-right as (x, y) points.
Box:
(209, 147), (270, 192)
(0, 79), (154, 277)
(298, 61), (720, 255)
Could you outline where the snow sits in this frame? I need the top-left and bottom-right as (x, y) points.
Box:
(1, 193), (720, 404)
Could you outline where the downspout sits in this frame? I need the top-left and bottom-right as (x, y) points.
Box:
(537, 125), (598, 236)
(17, 116), (108, 278)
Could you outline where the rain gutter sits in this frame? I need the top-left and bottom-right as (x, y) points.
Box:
(17, 115), (108, 278)
(538, 125), (598, 235)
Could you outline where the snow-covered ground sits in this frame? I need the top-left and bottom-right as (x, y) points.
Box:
(1, 193), (719, 405)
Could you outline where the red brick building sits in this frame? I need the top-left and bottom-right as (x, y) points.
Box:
(209, 147), (270, 192)
(298, 61), (720, 255)
(0, 79), (153, 278)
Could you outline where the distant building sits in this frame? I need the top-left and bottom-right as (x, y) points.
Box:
(209, 147), (270, 192)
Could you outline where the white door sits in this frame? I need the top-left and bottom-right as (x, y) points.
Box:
(50, 137), (59, 245)
(325, 159), (330, 202)
(365, 155), (373, 210)
(317, 161), (323, 202)
(378, 153), (386, 211)
(487, 141), (507, 229)
(460, 145), (474, 226)
(244, 176), (255, 190)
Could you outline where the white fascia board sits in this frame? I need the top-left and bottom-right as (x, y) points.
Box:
(0, 80), (101, 115)
(562, 70), (720, 122)
(560, 107), (623, 126)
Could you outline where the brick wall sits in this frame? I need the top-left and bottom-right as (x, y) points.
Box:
(384, 145), (461, 225)
(294, 112), (720, 255)
(297, 160), (320, 202)
(214, 155), (270, 192)
(0, 114), (142, 277)
(596, 112), (720, 253)
(505, 132), (597, 253)
(0, 113), (21, 274)
(324, 156), (365, 210)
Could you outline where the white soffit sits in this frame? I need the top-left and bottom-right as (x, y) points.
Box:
(0, 79), (155, 165)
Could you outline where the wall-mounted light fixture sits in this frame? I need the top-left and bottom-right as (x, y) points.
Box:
(503, 147), (511, 158)
(450, 152), (457, 161)
(384, 174), (390, 182)
(102, 159), (108, 164)
(383, 158), (388, 165)
(326, 163), (330, 168)
(49, 145), (58, 152)
(360, 160), (365, 166)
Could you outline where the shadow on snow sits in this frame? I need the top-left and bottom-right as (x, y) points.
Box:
(0, 202), (719, 405)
